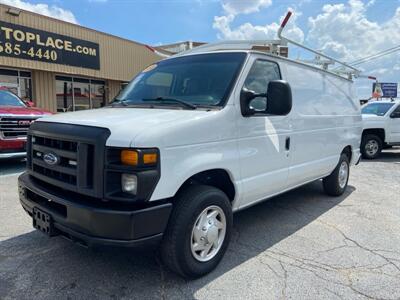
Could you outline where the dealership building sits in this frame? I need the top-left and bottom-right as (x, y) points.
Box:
(0, 4), (162, 112)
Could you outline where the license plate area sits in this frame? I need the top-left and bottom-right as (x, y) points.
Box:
(33, 208), (57, 236)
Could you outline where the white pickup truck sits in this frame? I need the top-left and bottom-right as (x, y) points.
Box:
(361, 100), (400, 159)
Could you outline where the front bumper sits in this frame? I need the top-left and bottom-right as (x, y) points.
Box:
(0, 151), (26, 159)
(18, 172), (172, 247)
(0, 139), (26, 159)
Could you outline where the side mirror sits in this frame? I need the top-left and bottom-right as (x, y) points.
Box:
(240, 80), (292, 116)
(24, 100), (35, 107)
(240, 88), (267, 116)
(265, 80), (292, 115)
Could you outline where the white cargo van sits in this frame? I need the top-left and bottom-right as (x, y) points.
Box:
(18, 14), (362, 278)
(361, 100), (400, 159)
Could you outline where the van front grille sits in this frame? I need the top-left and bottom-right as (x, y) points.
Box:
(27, 122), (110, 198)
(30, 135), (93, 191)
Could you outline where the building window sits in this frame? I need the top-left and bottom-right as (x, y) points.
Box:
(73, 78), (90, 111)
(91, 80), (106, 109)
(19, 77), (32, 102)
(0, 68), (32, 102)
(56, 76), (106, 112)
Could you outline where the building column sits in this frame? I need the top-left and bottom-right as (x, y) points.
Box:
(32, 70), (57, 112)
(107, 80), (122, 103)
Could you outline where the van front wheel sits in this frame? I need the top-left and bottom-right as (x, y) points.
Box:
(323, 154), (350, 196)
(160, 185), (233, 279)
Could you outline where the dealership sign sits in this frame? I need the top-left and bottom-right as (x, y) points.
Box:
(372, 82), (398, 98)
(0, 21), (100, 70)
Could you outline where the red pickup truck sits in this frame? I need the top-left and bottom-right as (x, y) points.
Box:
(0, 90), (52, 159)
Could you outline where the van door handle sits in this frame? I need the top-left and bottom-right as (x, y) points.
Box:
(285, 137), (290, 151)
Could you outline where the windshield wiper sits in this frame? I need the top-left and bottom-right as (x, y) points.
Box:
(142, 97), (197, 110)
(110, 98), (128, 106)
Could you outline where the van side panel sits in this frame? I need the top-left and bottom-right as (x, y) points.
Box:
(282, 61), (361, 187)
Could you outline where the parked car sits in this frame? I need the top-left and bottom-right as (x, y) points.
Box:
(361, 100), (400, 159)
(18, 49), (362, 278)
(0, 90), (52, 159)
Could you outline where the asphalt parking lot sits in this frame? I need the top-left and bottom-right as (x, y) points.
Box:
(1, 150), (400, 300)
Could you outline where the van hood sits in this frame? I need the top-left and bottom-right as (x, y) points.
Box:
(38, 107), (230, 148)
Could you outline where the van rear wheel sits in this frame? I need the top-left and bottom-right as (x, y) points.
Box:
(323, 154), (350, 196)
(160, 185), (232, 279)
(361, 134), (382, 159)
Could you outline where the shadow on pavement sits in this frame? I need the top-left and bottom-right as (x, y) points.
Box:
(0, 158), (26, 176)
(0, 181), (354, 299)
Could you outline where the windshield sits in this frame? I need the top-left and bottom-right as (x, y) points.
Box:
(115, 52), (247, 108)
(0, 90), (26, 107)
(362, 102), (395, 116)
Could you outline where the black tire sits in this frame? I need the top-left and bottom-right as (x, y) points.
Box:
(361, 134), (382, 159)
(160, 185), (232, 279)
(323, 154), (350, 196)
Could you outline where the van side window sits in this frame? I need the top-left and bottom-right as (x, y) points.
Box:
(244, 60), (281, 112)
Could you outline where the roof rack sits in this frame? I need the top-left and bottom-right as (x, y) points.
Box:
(175, 11), (362, 80)
(173, 39), (288, 57)
(277, 12), (361, 79)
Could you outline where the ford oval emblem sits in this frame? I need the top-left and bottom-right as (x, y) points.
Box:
(43, 152), (59, 166)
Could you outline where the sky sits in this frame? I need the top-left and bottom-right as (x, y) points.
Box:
(1, 0), (400, 98)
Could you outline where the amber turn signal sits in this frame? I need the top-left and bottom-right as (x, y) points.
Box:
(121, 150), (138, 166)
(143, 153), (158, 164)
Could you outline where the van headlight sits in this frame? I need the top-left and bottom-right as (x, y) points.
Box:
(105, 147), (160, 201)
(121, 174), (138, 195)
